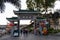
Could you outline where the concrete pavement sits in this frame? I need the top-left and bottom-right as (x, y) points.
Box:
(0, 33), (60, 40)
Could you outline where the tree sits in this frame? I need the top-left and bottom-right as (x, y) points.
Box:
(26, 0), (56, 31)
(26, 0), (56, 13)
(26, 0), (41, 11)
(26, 0), (35, 10)
(52, 12), (59, 30)
(0, 0), (20, 13)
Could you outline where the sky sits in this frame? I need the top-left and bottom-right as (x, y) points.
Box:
(54, 0), (60, 10)
(0, 0), (60, 25)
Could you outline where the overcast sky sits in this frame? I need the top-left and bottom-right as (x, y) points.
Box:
(0, 0), (60, 25)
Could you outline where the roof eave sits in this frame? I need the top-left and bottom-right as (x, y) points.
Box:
(14, 11), (41, 15)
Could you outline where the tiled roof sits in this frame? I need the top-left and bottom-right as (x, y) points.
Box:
(14, 10), (40, 14)
(6, 17), (18, 21)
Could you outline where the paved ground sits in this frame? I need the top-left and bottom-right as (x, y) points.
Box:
(0, 33), (60, 40)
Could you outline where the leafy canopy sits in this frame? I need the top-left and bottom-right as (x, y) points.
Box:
(26, 0), (56, 10)
(0, 0), (20, 13)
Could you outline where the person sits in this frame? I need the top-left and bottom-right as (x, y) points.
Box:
(39, 21), (43, 35)
(39, 21), (47, 35)
(34, 28), (37, 35)
(45, 20), (49, 30)
(11, 24), (18, 36)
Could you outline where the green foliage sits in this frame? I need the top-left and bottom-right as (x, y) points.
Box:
(35, 0), (56, 8)
(48, 28), (58, 34)
(56, 29), (60, 32)
(26, 0), (56, 11)
(26, 0), (35, 10)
